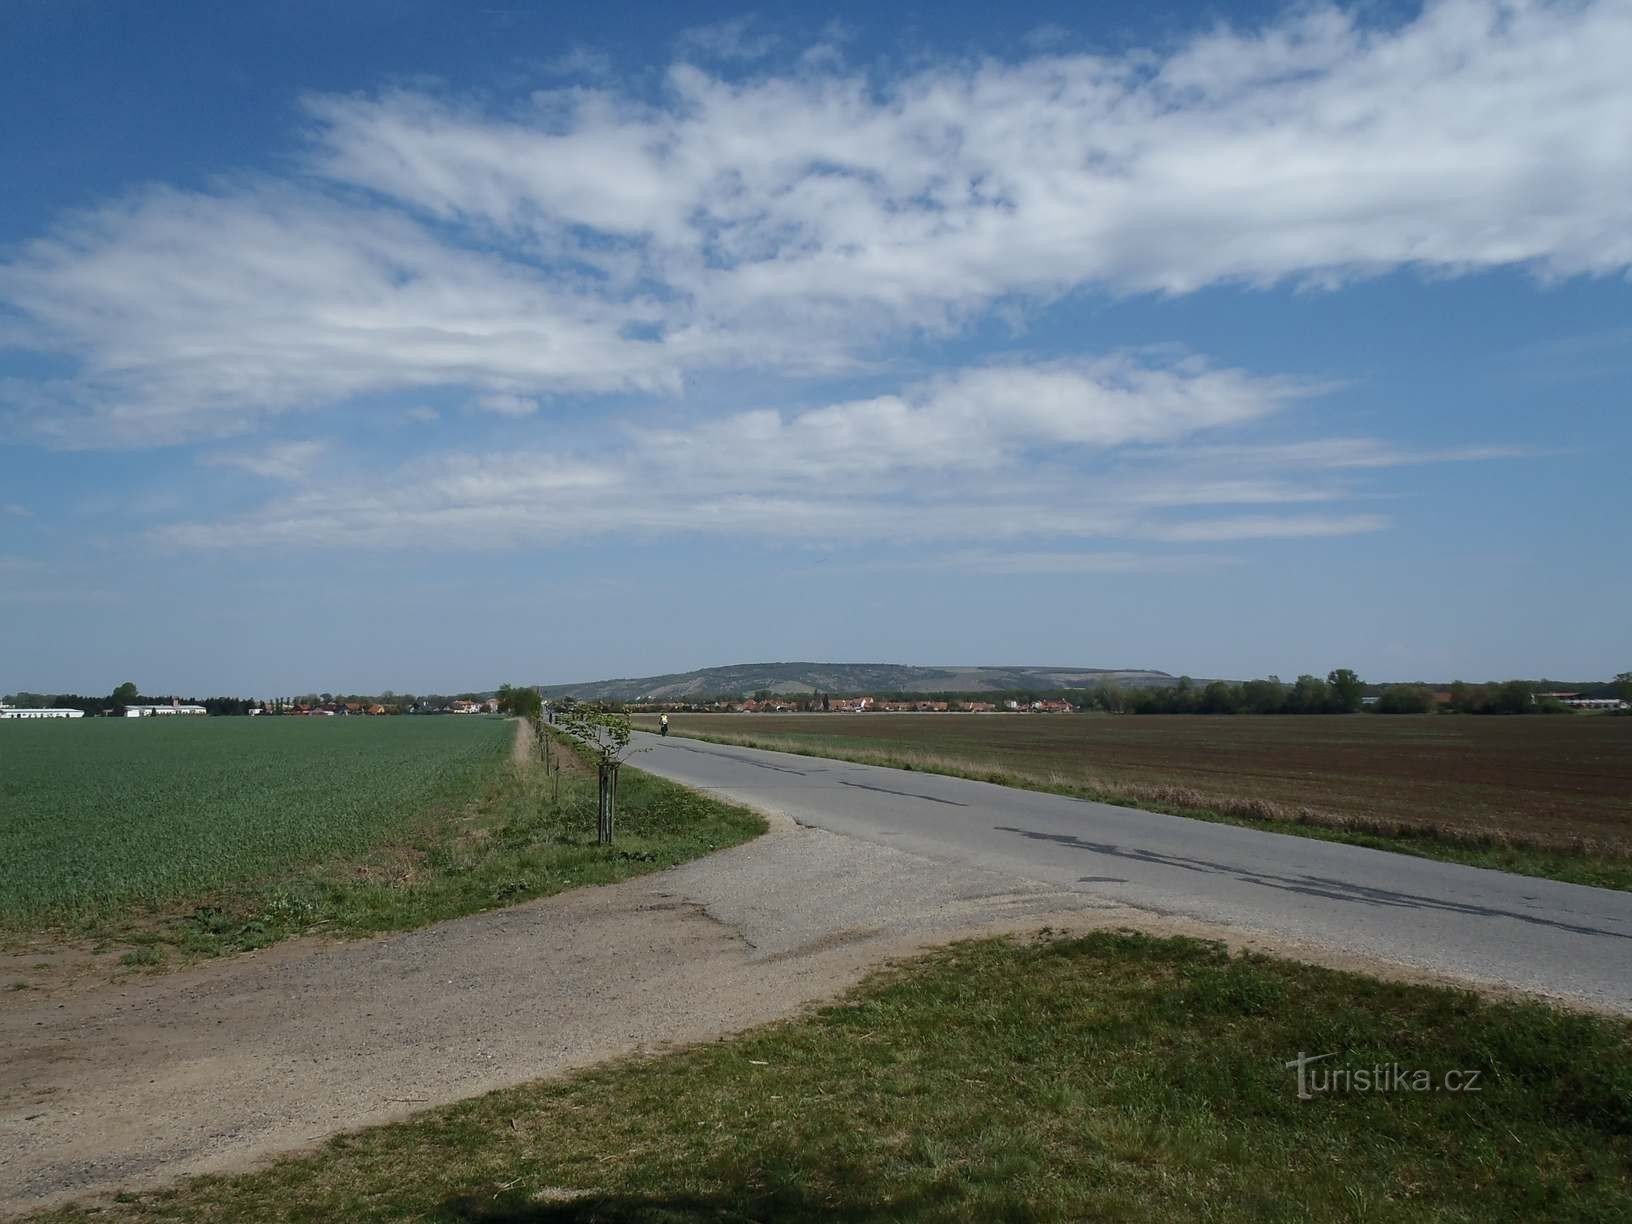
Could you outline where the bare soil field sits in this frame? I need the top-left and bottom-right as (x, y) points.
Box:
(648, 713), (1632, 858)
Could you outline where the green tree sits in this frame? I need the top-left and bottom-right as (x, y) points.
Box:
(561, 703), (634, 846)
(111, 681), (139, 708)
(561, 703), (633, 766)
(1327, 668), (1364, 713)
(1199, 681), (1239, 714)
(1240, 678), (1286, 714)
(1288, 674), (1331, 714)
(1492, 681), (1534, 715)
(1617, 672), (1632, 704)
(1374, 684), (1434, 714)
(496, 683), (542, 723)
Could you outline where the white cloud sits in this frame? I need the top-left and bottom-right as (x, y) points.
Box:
(1161, 438), (1537, 469)
(924, 549), (1236, 575)
(675, 17), (780, 62)
(1145, 514), (1389, 543)
(203, 439), (327, 480)
(1, 187), (678, 446)
(1, 1), (1627, 446)
(1, 503), (32, 518)
(311, 0), (1632, 309)
(641, 357), (1310, 480)
(150, 353), (1498, 553)
(471, 393), (541, 417)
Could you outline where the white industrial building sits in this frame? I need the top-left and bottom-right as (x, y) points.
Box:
(123, 704), (208, 717)
(0, 703), (84, 719)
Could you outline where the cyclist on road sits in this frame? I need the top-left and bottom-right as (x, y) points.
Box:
(659, 713), (669, 737)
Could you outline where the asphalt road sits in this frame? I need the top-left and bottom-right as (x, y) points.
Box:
(632, 731), (1632, 1012)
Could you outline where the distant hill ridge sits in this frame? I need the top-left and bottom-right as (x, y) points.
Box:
(537, 662), (1177, 702)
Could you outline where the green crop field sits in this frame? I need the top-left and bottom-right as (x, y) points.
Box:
(0, 716), (512, 928)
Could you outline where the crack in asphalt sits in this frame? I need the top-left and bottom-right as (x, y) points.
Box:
(839, 779), (969, 807)
(992, 826), (1632, 942)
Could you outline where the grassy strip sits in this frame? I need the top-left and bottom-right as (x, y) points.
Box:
(35, 931), (1632, 1222)
(16, 741), (764, 969)
(641, 724), (1632, 892)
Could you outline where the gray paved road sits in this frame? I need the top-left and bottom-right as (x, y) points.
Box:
(633, 731), (1632, 1012)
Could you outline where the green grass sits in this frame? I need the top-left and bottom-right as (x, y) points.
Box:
(639, 719), (1632, 892)
(35, 931), (1632, 1222)
(0, 718), (764, 961)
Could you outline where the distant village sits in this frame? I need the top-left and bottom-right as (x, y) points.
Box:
(0, 693), (505, 719)
(254, 697), (502, 717)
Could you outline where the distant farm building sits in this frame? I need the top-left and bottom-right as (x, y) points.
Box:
(0, 704), (84, 719)
(123, 704), (208, 717)
(1542, 694), (1627, 710)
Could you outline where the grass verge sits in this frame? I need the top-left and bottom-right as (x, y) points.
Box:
(9, 733), (763, 970)
(33, 930), (1632, 1222)
(643, 724), (1632, 892)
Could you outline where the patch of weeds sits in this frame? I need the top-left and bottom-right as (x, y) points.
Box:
(118, 946), (163, 967)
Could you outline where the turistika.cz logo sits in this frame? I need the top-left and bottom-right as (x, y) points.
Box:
(1284, 1052), (1483, 1101)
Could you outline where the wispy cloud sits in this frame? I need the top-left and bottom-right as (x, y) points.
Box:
(471, 393), (540, 417)
(149, 352), (1502, 553)
(675, 16), (780, 62)
(1144, 514), (1389, 543)
(1, 1), (1627, 446)
(202, 440), (327, 480)
(1169, 438), (1538, 470)
(923, 549), (1238, 575)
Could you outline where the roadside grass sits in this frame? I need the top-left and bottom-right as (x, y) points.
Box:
(642, 724), (1632, 892)
(36, 931), (1632, 1222)
(6, 730), (763, 970)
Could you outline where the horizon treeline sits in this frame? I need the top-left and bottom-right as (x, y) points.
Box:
(623, 671), (1631, 715)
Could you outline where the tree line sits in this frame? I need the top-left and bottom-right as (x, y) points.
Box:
(1092, 670), (1369, 714)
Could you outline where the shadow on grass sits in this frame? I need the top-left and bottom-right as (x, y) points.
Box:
(441, 1179), (972, 1223)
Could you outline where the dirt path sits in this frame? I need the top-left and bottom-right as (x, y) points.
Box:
(510, 715), (532, 765)
(0, 793), (1521, 1216)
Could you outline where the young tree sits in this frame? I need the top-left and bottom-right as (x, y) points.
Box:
(1617, 672), (1632, 704)
(561, 704), (633, 844)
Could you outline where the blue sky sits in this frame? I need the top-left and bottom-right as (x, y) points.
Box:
(1, 0), (1627, 696)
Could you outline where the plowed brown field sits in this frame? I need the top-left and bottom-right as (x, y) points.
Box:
(651, 713), (1632, 853)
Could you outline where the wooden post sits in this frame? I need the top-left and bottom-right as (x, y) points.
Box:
(597, 761), (618, 844)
